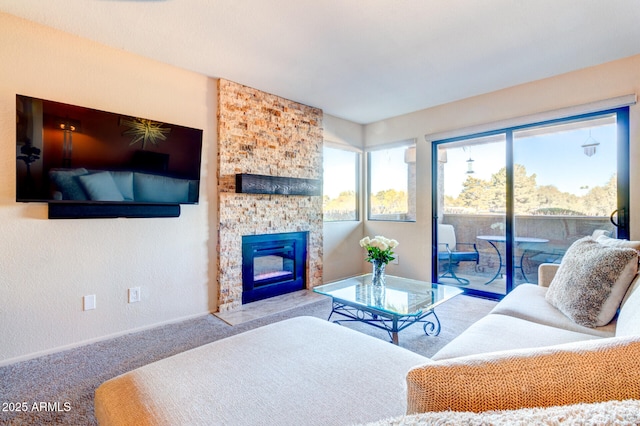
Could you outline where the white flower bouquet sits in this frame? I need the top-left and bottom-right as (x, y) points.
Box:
(359, 235), (399, 264)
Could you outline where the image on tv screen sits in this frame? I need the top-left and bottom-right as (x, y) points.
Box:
(16, 95), (203, 205)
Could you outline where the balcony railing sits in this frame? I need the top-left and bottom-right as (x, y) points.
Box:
(439, 214), (614, 294)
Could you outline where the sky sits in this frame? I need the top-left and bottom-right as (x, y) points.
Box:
(323, 147), (358, 198)
(368, 146), (409, 194)
(442, 122), (617, 198)
(323, 145), (410, 199)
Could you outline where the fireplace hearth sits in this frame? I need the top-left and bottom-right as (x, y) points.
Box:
(241, 231), (308, 304)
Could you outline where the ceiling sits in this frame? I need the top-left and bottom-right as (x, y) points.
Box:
(2, 0), (640, 124)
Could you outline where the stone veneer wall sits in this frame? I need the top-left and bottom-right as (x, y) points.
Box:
(217, 79), (324, 311)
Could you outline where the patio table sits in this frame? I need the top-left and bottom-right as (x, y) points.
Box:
(477, 235), (549, 284)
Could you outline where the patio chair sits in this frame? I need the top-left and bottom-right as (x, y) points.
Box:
(437, 224), (479, 285)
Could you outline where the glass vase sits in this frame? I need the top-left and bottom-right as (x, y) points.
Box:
(371, 259), (386, 286)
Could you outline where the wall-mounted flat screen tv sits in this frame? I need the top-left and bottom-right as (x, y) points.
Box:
(16, 94), (203, 205)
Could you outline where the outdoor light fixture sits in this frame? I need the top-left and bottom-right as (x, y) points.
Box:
(466, 157), (475, 174)
(463, 147), (475, 174)
(581, 130), (599, 157)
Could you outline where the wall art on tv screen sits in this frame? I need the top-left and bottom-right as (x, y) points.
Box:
(16, 94), (203, 205)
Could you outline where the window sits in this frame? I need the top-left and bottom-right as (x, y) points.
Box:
(368, 142), (416, 221)
(323, 146), (359, 221)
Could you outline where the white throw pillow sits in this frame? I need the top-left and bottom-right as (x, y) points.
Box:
(596, 234), (640, 251)
(545, 237), (638, 327)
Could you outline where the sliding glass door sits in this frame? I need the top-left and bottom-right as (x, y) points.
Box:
(434, 134), (508, 296)
(433, 108), (629, 299)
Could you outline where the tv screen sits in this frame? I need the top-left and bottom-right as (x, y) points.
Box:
(16, 95), (203, 205)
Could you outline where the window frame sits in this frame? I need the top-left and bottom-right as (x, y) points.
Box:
(322, 143), (361, 222)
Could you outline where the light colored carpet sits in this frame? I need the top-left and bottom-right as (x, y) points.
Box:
(0, 293), (496, 425)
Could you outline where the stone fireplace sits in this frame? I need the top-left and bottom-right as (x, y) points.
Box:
(217, 79), (323, 311)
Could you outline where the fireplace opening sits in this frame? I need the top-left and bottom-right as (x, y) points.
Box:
(242, 231), (307, 304)
(254, 254), (294, 282)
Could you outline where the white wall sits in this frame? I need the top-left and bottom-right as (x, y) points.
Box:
(322, 114), (365, 282)
(0, 13), (217, 365)
(363, 54), (640, 281)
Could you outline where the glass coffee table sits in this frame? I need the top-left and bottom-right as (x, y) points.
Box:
(313, 274), (463, 345)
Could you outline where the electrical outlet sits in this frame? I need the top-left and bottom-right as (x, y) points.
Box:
(392, 255), (399, 265)
(128, 287), (141, 303)
(84, 294), (96, 311)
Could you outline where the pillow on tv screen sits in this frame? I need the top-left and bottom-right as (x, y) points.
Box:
(545, 236), (638, 327)
(49, 168), (90, 200)
(78, 172), (125, 202)
(188, 180), (199, 203)
(108, 171), (134, 201)
(133, 172), (189, 203)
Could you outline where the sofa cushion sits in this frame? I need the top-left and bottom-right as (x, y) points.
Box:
(491, 284), (616, 338)
(108, 171), (134, 201)
(617, 276), (640, 337)
(545, 236), (638, 327)
(537, 263), (559, 287)
(78, 172), (125, 202)
(95, 316), (429, 426)
(432, 314), (599, 361)
(408, 336), (640, 414)
(133, 172), (190, 203)
(48, 168), (89, 200)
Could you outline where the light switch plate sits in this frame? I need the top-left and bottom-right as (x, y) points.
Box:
(84, 294), (96, 311)
(128, 287), (141, 303)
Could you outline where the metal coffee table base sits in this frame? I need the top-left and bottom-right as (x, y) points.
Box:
(327, 301), (441, 345)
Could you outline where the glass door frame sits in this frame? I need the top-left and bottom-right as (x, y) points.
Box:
(431, 107), (630, 299)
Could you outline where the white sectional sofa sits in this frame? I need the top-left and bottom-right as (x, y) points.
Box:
(95, 236), (640, 425)
(95, 316), (430, 426)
